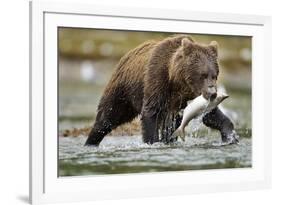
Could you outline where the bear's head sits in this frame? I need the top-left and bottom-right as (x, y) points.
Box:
(170, 37), (219, 100)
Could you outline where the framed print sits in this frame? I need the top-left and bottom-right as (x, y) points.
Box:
(30, 1), (272, 204)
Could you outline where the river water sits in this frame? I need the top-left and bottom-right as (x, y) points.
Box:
(59, 132), (251, 176)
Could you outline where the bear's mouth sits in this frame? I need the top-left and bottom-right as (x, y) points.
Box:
(202, 91), (216, 101)
(209, 92), (217, 101)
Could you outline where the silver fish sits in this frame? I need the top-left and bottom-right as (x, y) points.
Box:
(173, 92), (229, 141)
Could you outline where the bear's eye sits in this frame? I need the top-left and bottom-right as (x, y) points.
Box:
(201, 73), (208, 79)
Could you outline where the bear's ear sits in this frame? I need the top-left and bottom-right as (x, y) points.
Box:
(209, 41), (218, 56)
(181, 38), (193, 55)
(181, 38), (192, 47)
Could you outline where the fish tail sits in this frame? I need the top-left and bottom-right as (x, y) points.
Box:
(179, 129), (186, 142)
(173, 128), (186, 142)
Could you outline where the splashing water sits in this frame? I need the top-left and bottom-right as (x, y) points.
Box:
(187, 116), (204, 137)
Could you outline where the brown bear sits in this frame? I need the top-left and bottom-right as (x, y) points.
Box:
(85, 35), (238, 146)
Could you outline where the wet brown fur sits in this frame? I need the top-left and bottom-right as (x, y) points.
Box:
(85, 35), (219, 145)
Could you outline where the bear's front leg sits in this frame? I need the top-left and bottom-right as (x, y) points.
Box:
(141, 109), (161, 144)
(202, 107), (239, 144)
